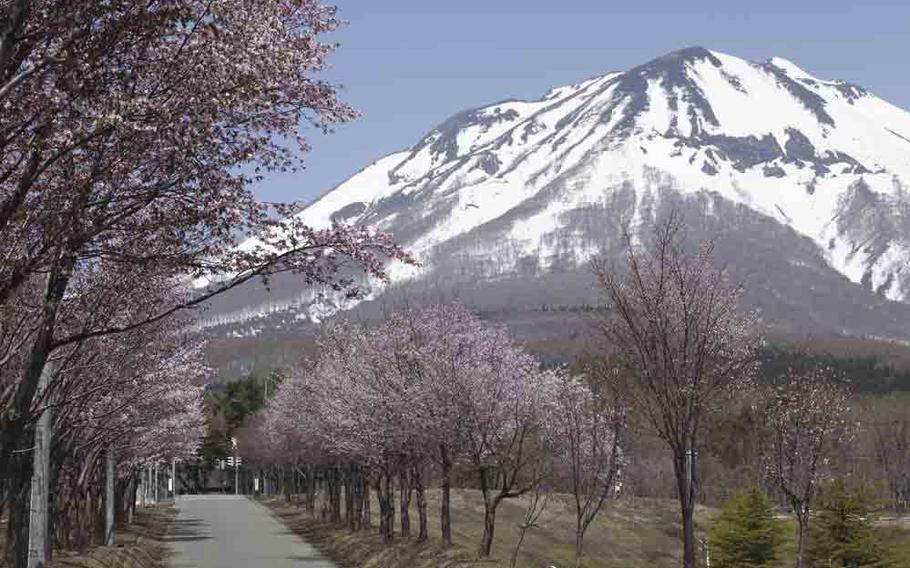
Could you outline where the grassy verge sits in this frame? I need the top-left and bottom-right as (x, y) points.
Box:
(877, 516), (910, 566)
(264, 491), (910, 567)
(262, 489), (716, 568)
(47, 504), (174, 568)
(264, 500), (490, 568)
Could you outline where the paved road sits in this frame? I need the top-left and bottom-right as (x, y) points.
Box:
(166, 495), (336, 568)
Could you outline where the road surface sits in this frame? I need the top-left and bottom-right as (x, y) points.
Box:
(165, 495), (336, 568)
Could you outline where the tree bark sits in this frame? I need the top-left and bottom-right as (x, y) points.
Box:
(794, 507), (808, 568)
(377, 474), (395, 543)
(477, 468), (500, 558)
(440, 444), (452, 545)
(0, 0), (32, 80)
(351, 468), (363, 531)
(375, 478), (389, 541)
(0, 253), (74, 480)
(480, 503), (498, 558)
(414, 467), (428, 542)
(344, 467), (355, 530)
(362, 475), (371, 529)
(308, 469), (317, 517)
(128, 477), (136, 524)
(399, 469), (411, 539)
(320, 473), (328, 521)
(6, 458), (32, 568)
(674, 450), (696, 568)
(332, 468), (342, 524)
(104, 451), (115, 546)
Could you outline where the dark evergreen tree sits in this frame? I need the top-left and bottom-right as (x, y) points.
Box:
(709, 486), (786, 568)
(806, 480), (889, 568)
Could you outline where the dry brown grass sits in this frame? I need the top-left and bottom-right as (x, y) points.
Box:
(262, 490), (717, 568)
(46, 504), (173, 568)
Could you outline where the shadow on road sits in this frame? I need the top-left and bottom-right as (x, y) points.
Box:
(163, 517), (212, 543)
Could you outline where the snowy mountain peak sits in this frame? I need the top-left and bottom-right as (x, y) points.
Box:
(223, 48), (910, 339)
(767, 56), (814, 80)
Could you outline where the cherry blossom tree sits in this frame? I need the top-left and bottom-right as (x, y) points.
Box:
(763, 367), (851, 568)
(317, 323), (403, 539)
(260, 322), (392, 535)
(374, 304), (476, 545)
(0, 3), (414, 565)
(0, 0), (412, 484)
(551, 369), (626, 568)
(374, 303), (555, 553)
(1, 0), (355, 305)
(459, 338), (553, 558)
(254, 302), (559, 557)
(262, 365), (330, 516)
(5, 310), (206, 565)
(592, 213), (759, 568)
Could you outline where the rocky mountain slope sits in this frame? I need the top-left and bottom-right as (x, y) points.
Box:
(201, 47), (910, 352)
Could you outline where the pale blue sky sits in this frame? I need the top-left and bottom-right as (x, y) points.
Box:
(253, 0), (910, 203)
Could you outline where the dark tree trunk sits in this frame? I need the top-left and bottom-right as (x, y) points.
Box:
(320, 473), (328, 521)
(477, 467), (501, 558)
(128, 476), (138, 524)
(307, 469), (317, 517)
(481, 506), (498, 558)
(574, 529), (584, 568)
(48, 445), (63, 559)
(332, 468), (342, 524)
(351, 468), (363, 531)
(83, 489), (91, 549)
(682, 501), (695, 568)
(795, 507), (809, 568)
(673, 450), (696, 568)
(0, 254), (74, 480)
(5, 457), (32, 568)
(399, 469), (411, 539)
(344, 466), (355, 530)
(379, 474), (395, 543)
(414, 467), (428, 542)
(362, 475), (371, 529)
(375, 478), (393, 542)
(440, 444), (453, 545)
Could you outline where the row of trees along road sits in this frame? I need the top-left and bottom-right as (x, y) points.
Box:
(247, 303), (626, 566)
(0, 1), (411, 566)
(241, 215), (882, 568)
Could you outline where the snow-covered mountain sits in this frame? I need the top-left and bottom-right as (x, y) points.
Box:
(204, 47), (910, 343)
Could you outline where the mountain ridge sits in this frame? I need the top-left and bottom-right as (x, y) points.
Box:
(203, 47), (910, 345)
